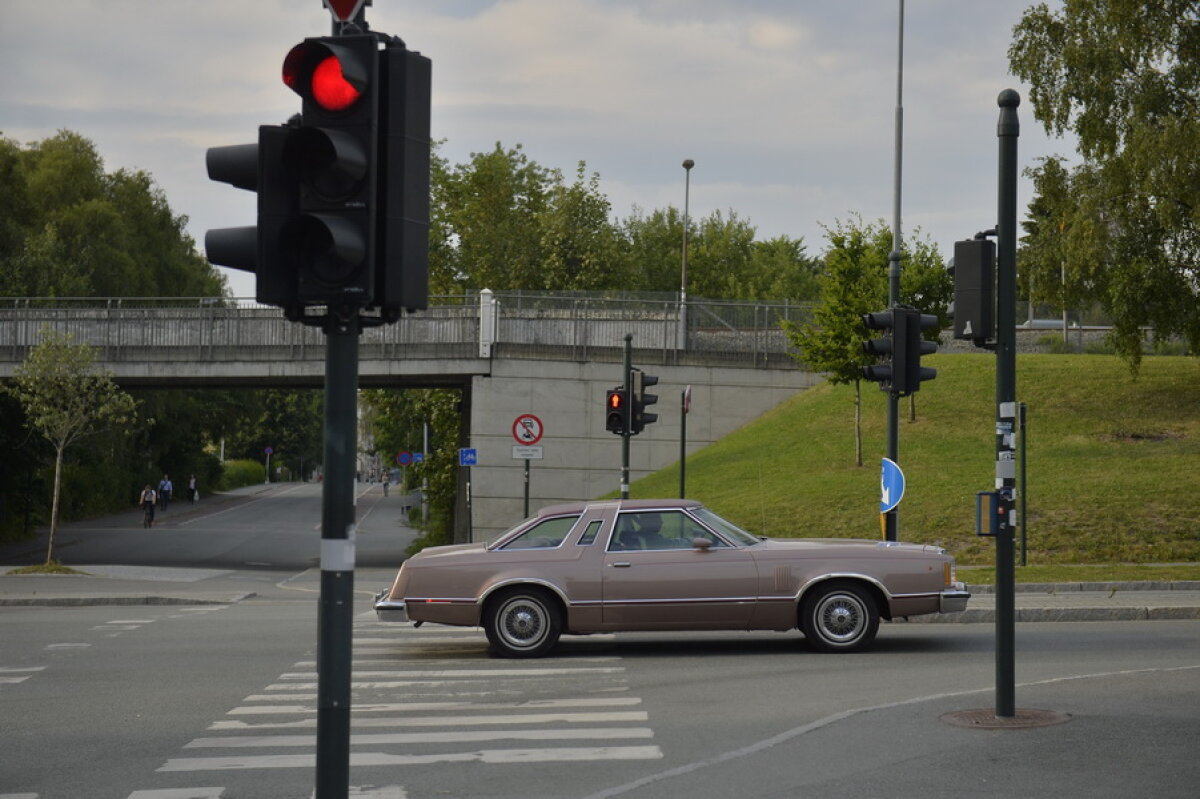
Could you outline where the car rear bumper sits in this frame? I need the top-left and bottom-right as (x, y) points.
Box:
(373, 591), (409, 623)
(940, 584), (971, 613)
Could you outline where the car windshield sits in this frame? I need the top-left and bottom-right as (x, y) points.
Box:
(692, 507), (762, 546)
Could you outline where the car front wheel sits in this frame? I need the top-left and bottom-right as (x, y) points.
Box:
(484, 587), (562, 658)
(800, 582), (879, 653)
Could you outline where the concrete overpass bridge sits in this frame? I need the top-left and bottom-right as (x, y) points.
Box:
(0, 292), (818, 541)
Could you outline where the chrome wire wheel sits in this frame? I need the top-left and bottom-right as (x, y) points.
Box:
(801, 582), (879, 653)
(485, 589), (561, 658)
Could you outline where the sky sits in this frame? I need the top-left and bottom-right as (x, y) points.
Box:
(0, 0), (1076, 299)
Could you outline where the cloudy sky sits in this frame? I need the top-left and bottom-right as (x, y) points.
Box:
(0, 0), (1074, 298)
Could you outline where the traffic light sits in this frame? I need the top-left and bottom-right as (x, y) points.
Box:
(863, 307), (938, 396)
(952, 238), (995, 346)
(205, 125), (300, 310)
(630, 368), (659, 434)
(375, 42), (432, 314)
(605, 388), (628, 435)
(282, 34), (380, 308)
(898, 309), (939, 395)
(862, 309), (899, 391)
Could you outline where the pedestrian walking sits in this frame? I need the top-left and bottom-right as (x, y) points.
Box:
(158, 475), (173, 511)
(188, 474), (198, 503)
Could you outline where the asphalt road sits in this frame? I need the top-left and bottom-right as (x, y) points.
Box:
(2, 486), (1198, 798)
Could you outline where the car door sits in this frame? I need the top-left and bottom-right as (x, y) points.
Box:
(601, 510), (759, 628)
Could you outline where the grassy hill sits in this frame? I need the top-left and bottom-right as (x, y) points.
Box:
(629, 353), (1200, 566)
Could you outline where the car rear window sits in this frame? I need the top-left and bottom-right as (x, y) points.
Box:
(497, 515), (581, 550)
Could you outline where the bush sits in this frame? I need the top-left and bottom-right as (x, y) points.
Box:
(217, 459), (265, 490)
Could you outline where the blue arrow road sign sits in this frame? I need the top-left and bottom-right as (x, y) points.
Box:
(459, 448), (478, 467)
(880, 457), (905, 513)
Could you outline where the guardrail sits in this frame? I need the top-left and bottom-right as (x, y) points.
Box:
(0, 293), (813, 369)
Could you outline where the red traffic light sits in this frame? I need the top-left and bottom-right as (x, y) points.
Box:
(608, 392), (624, 410)
(311, 56), (361, 111)
(283, 39), (371, 113)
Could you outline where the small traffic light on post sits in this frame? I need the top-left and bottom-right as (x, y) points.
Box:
(862, 309), (899, 391)
(863, 307), (938, 396)
(605, 388), (628, 435)
(899, 309), (939, 394)
(630, 368), (659, 434)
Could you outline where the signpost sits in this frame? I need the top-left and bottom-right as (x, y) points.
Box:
(512, 414), (544, 517)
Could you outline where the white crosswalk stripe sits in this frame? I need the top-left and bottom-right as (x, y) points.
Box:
(148, 618), (661, 793)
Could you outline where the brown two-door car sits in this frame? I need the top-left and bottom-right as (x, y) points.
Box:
(374, 498), (970, 657)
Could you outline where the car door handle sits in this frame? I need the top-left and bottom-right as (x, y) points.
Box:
(610, 561), (632, 568)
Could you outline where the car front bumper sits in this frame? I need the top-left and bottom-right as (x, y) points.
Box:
(940, 584), (971, 613)
(373, 590), (409, 623)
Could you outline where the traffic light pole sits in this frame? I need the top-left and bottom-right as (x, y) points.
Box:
(621, 334), (632, 499)
(884, 249), (902, 542)
(994, 89), (1020, 719)
(316, 309), (360, 798)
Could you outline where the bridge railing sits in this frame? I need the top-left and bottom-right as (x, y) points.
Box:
(0, 293), (813, 369)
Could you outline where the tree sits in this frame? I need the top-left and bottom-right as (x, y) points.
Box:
(6, 328), (137, 563)
(782, 217), (890, 466)
(1010, 0), (1200, 368)
(782, 218), (950, 463)
(0, 131), (226, 298)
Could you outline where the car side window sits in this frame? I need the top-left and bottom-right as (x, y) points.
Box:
(608, 511), (727, 551)
(577, 519), (602, 546)
(499, 515), (580, 550)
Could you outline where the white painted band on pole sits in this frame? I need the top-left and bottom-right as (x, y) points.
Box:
(322, 538), (356, 572)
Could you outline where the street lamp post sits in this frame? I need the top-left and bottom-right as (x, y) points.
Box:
(678, 158), (694, 351)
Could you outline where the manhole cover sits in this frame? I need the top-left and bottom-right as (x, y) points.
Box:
(941, 708), (1073, 730)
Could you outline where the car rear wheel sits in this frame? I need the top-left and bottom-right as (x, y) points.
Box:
(484, 587), (562, 658)
(800, 581), (879, 653)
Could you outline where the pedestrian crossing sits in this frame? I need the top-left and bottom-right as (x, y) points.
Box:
(131, 613), (661, 797)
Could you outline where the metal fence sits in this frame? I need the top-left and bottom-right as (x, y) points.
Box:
(0, 293), (812, 369)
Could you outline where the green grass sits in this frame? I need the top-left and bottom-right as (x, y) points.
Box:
(959, 563), (1200, 585)
(630, 353), (1200, 567)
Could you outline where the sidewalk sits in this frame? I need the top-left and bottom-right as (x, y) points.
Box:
(2, 565), (1199, 619)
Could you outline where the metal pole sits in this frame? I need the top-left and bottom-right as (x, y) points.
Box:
(315, 311), (360, 798)
(1019, 401), (1028, 567)
(621, 334), (632, 499)
(884, 0), (905, 543)
(421, 419), (429, 526)
(679, 160), (694, 351)
(523, 459), (531, 518)
(995, 88), (1021, 720)
(679, 388), (687, 498)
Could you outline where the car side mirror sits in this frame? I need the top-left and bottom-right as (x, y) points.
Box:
(692, 537), (713, 551)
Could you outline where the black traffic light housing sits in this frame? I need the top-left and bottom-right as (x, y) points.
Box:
(205, 33), (430, 319)
(862, 306), (938, 396)
(205, 125), (301, 310)
(375, 42), (431, 314)
(862, 309), (898, 390)
(630, 368), (659, 434)
(952, 237), (996, 347)
(283, 34), (379, 309)
(606, 388), (628, 435)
